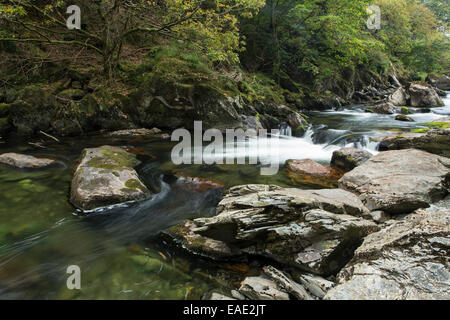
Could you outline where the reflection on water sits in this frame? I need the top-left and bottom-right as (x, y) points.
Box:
(0, 92), (448, 299)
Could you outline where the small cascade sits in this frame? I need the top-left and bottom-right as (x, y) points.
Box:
(279, 122), (292, 136)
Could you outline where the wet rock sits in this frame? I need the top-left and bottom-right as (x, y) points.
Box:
(408, 83), (443, 108)
(395, 114), (414, 122)
(286, 159), (344, 188)
(427, 75), (450, 91)
(389, 88), (408, 106)
(163, 185), (377, 276)
(70, 145), (152, 210)
(238, 276), (290, 300)
(109, 128), (159, 137)
(324, 207), (450, 300)
(339, 149), (450, 214)
(378, 129), (450, 158)
(366, 102), (395, 114)
(330, 148), (372, 172)
(241, 115), (263, 132)
(0, 153), (57, 169)
(262, 266), (313, 300)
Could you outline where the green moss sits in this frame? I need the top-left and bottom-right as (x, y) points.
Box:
(419, 122), (450, 130)
(412, 128), (430, 133)
(125, 179), (143, 190)
(401, 107), (409, 115)
(0, 117), (8, 126)
(85, 147), (140, 170)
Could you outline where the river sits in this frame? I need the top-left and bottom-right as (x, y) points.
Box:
(0, 93), (448, 299)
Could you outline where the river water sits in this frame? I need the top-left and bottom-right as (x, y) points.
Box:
(0, 93), (448, 299)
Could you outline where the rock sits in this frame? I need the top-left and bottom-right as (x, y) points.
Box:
(231, 290), (246, 300)
(408, 83), (443, 108)
(324, 207), (450, 300)
(58, 89), (86, 101)
(395, 114), (414, 122)
(262, 266), (313, 300)
(241, 115), (263, 132)
(330, 148), (372, 172)
(367, 211), (390, 223)
(339, 149), (450, 214)
(109, 128), (154, 137)
(238, 276), (290, 300)
(389, 88), (408, 106)
(292, 272), (335, 299)
(70, 145), (152, 210)
(163, 185), (377, 276)
(286, 159), (344, 188)
(427, 75), (450, 91)
(366, 102), (395, 114)
(208, 292), (236, 300)
(378, 129), (450, 158)
(389, 75), (402, 88)
(0, 153), (57, 169)
(286, 112), (308, 136)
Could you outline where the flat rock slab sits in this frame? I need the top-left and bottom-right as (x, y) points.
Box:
(0, 152), (57, 169)
(164, 185), (377, 276)
(339, 149), (450, 214)
(70, 145), (151, 210)
(324, 207), (450, 300)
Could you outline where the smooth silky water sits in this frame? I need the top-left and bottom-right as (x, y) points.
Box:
(0, 93), (448, 299)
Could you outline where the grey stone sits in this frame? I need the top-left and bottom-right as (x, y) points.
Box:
(339, 149), (450, 214)
(324, 207), (450, 300)
(70, 145), (151, 210)
(0, 153), (57, 169)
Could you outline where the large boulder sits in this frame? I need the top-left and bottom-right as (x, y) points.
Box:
(339, 149), (450, 214)
(286, 159), (343, 188)
(330, 148), (372, 172)
(324, 207), (450, 300)
(70, 145), (151, 210)
(366, 102), (395, 115)
(0, 152), (58, 169)
(388, 87), (408, 106)
(164, 185), (377, 276)
(378, 129), (450, 158)
(408, 83), (444, 108)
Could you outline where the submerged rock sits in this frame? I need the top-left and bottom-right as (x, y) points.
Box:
(324, 207), (450, 300)
(0, 152), (57, 169)
(70, 145), (151, 210)
(330, 148), (372, 172)
(286, 159), (343, 188)
(408, 83), (443, 108)
(339, 149), (450, 214)
(163, 185), (377, 276)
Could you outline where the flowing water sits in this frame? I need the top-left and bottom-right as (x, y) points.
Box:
(0, 93), (448, 299)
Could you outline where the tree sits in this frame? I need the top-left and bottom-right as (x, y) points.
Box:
(0, 0), (264, 78)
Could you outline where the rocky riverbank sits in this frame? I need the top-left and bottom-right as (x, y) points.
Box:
(162, 147), (449, 300)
